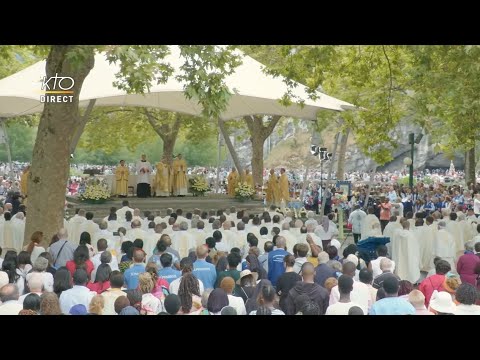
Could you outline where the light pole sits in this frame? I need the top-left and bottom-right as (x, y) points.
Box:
(407, 132), (423, 189)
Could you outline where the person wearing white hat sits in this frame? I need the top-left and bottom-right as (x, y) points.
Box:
(428, 290), (456, 315)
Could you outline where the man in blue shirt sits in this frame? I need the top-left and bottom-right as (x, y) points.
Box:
(192, 245), (217, 289)
(369, 276), (416, 315)
(268, 236), (290, 287)
(158, 253), (182, 284)
(124, 249), (146, 290)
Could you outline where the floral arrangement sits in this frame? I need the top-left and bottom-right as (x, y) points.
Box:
(80, 178), (110, 202)
(189, 176), (209, 196)
(235, 182), (255, 201)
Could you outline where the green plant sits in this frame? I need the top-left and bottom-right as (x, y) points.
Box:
(235, 182), (255, 201)
(80, 178), (110, 201)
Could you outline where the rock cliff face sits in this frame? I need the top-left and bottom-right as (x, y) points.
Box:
(347, 121), (464, 172)
(233, 119), (464, 171)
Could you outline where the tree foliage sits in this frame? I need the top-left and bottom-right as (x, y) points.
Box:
(242, 45), (413, 166)
(405, 45), (480, 154)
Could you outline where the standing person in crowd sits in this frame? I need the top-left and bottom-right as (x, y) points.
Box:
(456, 241), (480, 286)
(65, 245), (94, 279)
(192, 245), (217, 290)
(49, 229), (76, 268)
(23, 231), (45, 264)
(369, 276), (416, 315)
(101, 271), (127, 315)
(418, 259), (451, 307)
(454, 283), (480, 315)
(124, 249), (146, 290)
(249, 284), (284, 315)
(348, 205), (366, 244)
(268, 236), (289, 287)
(177, 273), (203, 315)
(59, 269), (96, 315)
(326, 275), (362, 315)
(169, 258), (205, 295)
(285, 262), (329, 315)
(276, 255), (302, 312)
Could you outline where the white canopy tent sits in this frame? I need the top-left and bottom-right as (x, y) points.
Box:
(0, 46), (355, 191)
(0, 46), (354, 119)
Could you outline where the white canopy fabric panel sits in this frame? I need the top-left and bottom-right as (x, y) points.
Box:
(0, 46), (354, 120)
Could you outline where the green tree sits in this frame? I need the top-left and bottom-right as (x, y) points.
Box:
(0, 45), (242, 245)
(405, 45), (480, 185)
(243, 45), (413, 167)
(77, 107), (216, 165)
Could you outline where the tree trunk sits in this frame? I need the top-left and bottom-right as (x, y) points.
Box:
(69, 99), (96, 154)
(336, 127), (350, 181)
(244, 115), (281, 186)
(251, 135), (264, 187)
(25, 46), (95, 245)
(162, 136), (176, 163)
(144, 111), (182, 164)
(218, 119), (243, 177)
(465, 146), (476, 187)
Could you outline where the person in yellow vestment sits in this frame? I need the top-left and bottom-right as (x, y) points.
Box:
(279, 168), (290, 204)
(172, 154), (188, 196)
(115, 160), (129, 197)
(266, 168), (280, 207)
(227, 168), (239, 197)
(154, 156), (171, 197)
(244, 168), (254, 188)
(20, 165), (30, 198)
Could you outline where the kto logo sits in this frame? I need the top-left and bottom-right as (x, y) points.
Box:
(40, 73), (75, 103)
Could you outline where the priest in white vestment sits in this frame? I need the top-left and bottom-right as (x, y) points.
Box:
(144, 226), (162, 259)
(361, 208), (381, 240)
(12, 212), (26, 252)
(68, 209), (87, 245)
(433, 221), (456, 271)
(457, 213), (473, 243)
(126, 220), (149, 243)
(0, 213), (15, 251)
(116, 201), (134, 223)
(383, 216), (403, 256)
(279, 224), (298, 253)
(414, 221), (435, 272)
(79, 213), (100, 240)
(445, 213), (464, 254)
(172, 222), (195, 258)
(392, 221), (420, 284)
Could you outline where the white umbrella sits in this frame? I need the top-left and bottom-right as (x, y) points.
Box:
(0, 46), (353, 119)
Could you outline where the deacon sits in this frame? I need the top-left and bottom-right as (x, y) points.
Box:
(115, 160), (129, 197)
(136, 154), (152, 198)
(244, 168), (254, 188)
(172, 154), (188, 196)
(266, 168), (280, 207)
(227, 167), (238, 197)
(154, 156), (171, 197)
(279, 168), (290, 205)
